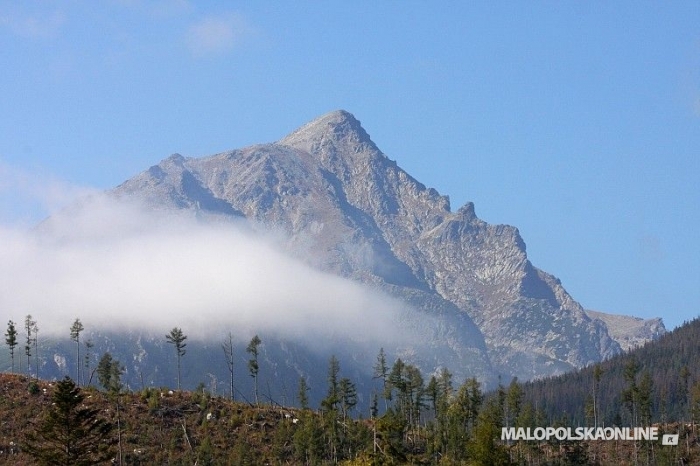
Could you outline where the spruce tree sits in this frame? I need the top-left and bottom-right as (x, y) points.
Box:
(691, 381), (700, 426)
(504, 377), (522, 430)
(23, 376), (114, 465)
(5, 320), (18, 374)
(96, 352), (124, 393)
(298, 376), (310, 410)
(638, 371), (653, 425)
(293, 410), (324, 463)
(434, 367), (453, 456)
(321, 355), (342, 461)
(426, 375), (439, 418)
(70, 318), (85, 386)
(322, 355), (340, 412)
(373, 347), (389, 410)
(84, 339), (94, 386)
(24, 314), (35, 377)
(467, 397), (508, 465)
(246, 334), (261, 405)
(622, 357), (640, 425)
(592, 365), (603, 428)
(339, 377), (357, 422)
(447, 378), (482, 460)
(166, 327), (187, 390)
(404, 364), (424, 429)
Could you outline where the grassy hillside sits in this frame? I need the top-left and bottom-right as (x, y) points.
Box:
(0, 373), (319, 465)
(3, 320), (700, 466)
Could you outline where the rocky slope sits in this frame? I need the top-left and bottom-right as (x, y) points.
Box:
(109, 110), (662, 383)
(585, 310), (666, 352)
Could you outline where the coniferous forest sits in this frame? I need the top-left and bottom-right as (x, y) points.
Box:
(520, 316), (700, 427)
(1, 316), (699, 465)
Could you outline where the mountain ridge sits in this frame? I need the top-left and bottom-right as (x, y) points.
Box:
(110, 109), (663, 384)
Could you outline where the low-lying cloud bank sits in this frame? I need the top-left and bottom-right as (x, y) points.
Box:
(0, 194), (422, 348)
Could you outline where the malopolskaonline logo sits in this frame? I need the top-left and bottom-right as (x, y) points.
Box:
(501, 426), (676, 443)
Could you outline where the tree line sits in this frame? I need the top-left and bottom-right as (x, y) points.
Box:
(4, 315), (700, 464)
(3, 318), (266, 403)
(1, 316), (516, 463)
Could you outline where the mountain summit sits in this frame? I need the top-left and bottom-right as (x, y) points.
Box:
(279, 110), (376, 152)
(113, 110), (663, 383)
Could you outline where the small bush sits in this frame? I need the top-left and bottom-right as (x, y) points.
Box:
(27, 381), (40, 395)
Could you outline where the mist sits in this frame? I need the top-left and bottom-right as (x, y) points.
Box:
(0, 193), (425, 351)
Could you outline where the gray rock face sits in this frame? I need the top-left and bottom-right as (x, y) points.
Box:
(113, 110), (664, 383)
(585, 310), (666, 352)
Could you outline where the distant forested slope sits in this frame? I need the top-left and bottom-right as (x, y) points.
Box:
(520, 316), (700, 426)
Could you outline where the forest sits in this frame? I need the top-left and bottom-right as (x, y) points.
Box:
(1, 316), (699, 465)
(520, 316), (700, 427)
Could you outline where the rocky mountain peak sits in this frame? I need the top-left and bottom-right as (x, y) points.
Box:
(278, 109), (380, 160)
(107, 110), (666, 386)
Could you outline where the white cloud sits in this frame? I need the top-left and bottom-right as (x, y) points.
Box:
(0, 161), (97, 225)
(185, 13), (251, 57)
(0, 193), (424, 351)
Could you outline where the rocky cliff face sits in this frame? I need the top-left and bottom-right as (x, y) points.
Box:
(585, 310), (666, 352)
(113, 110), (663, 383)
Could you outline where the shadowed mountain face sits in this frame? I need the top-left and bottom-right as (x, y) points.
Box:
(112, 110), (659, 384)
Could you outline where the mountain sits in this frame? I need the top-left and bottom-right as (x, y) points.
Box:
(107, 109), (661, 384)
(584, 309), (666, 352)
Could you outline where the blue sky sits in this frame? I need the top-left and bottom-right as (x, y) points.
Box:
(0, 1), (698, 329)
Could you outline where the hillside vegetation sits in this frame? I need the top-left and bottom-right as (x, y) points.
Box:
(2, 316), (699, 465)
(520, 316), (700, 427)
(1, 365), (699, 465)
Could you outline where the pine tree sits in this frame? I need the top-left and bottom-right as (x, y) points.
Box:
(691, 381), (700, 426)
(246, 334), (261, 405)
(592, 365), (603, 428)
(84, 339), (94, 386)
(96, 352), (124, 464)
(504, 377), (522, 429)
(468, 397), (508, 465)
(322, 355), (340, 412)
(434, 367), (453, 457)
(23, 376), (114, 465)
(373, 347), (389, 410)
(376, 408), (408, 463)
(622, 357), (640, 425)
(638, 371), (653, 425)
(371, 391), (379, 419)
(404, 364), (424, 430)
(5, 320), (18, 374)
(293, 411), (325, 463)
(298, 376), (310, 410)
(339, 377), (357, 422)
(24, 314), (35, 378)
(321, 355), (341, 461)
(166, 327), (187, 390)
(97, 353), (124, 393)
(70, 318), (85, 386)
(456, 377), (482, 432)
(446, 378), (483, 461)
(426, 375), (439, 418)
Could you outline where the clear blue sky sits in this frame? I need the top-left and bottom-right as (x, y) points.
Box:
(1, 1), (698, 329)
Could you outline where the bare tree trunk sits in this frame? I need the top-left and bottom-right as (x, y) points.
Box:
(117, 399), (123, 466)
